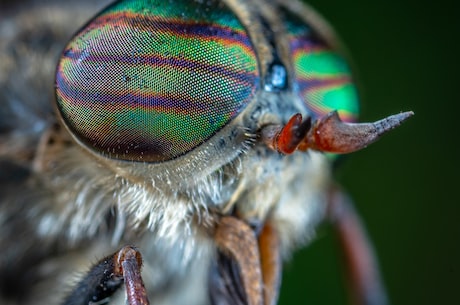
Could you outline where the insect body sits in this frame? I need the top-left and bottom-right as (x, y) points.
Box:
(0, 0), (412, 304)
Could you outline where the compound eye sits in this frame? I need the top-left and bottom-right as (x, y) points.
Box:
(285, 12), (359, 123)
(55, 0), (259, 162)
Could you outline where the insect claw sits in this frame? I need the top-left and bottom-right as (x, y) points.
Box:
(261, 111), (413, 154)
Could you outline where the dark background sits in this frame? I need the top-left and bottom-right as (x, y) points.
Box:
(280, 0), (459, 304)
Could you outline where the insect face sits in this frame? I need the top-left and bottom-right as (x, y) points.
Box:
(0, 1), (412, 305)
(54, 0), (361, 186)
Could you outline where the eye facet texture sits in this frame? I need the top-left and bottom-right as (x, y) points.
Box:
(56, 0), (259, 162)
(286, 13), (360, 123)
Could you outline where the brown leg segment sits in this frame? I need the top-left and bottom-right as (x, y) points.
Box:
(114, 246), (150, 305)
(328, 187), (388, 305)
(258, 223), (282, 305)
(214, 216), (264, 305)
(61, 246), (149, 305)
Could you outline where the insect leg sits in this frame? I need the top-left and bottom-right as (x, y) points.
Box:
(116, 246), (150, 305)
(327, 186), (388, 305)
(211, 216), (264, 305)
(62, 246), (149, 305)
(258, 222), (282, 305)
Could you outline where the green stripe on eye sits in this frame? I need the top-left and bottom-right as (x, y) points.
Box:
(55, 0), (259, 162)
(293, 48), (359, 123)
(295, 52), (351, 78)
(285, 13), (360, 124)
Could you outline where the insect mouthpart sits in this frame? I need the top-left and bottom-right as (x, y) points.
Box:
(0, 1), (415, 305)
(260, 110), (414, 155)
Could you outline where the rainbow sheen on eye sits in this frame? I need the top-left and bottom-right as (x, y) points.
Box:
(55, 0), (259, 162)
(286, 15), (359, 123)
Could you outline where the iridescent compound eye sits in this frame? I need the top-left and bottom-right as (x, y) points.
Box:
(285, 13), (359, 123)
(55, 0), (259, 162)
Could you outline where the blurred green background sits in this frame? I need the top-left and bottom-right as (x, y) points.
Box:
(280, 0), (459, 304)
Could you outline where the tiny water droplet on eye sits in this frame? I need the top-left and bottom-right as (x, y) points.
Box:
(264, 64), (287, 92)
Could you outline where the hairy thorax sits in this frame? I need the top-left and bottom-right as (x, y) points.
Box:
(31, 124), (331, 305)
(0, 1), (338, 304)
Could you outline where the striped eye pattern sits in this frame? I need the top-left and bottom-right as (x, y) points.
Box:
(285, 12), (359, 123)
(55, 0), (359, 163)
(55, 0), (259, 162)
